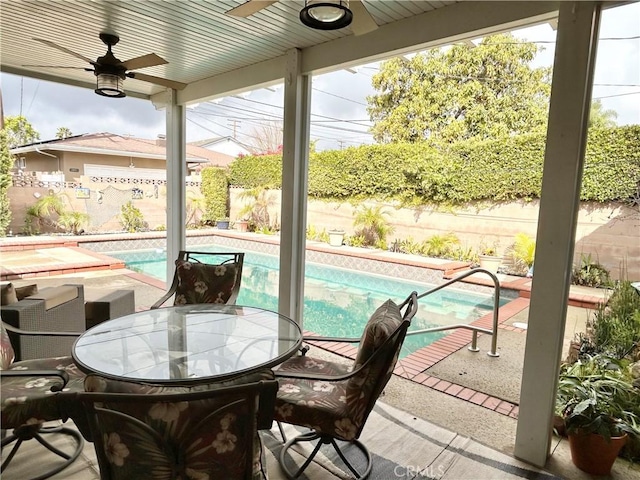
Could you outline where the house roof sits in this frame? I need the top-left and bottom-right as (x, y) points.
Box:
(189, 136), (253, 151)
(11, 133), (236, 167)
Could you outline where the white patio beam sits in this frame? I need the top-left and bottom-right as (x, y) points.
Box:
(515, 1), (601, 467)
(278, 48), (311, 323)
(165, 89), (187, 284)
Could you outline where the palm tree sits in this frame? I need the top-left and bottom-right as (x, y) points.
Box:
(58, 211), (89, 234)
(186, 192), (206, 227)
(55, 127), (73, 139)
(353, 205), (394, 248)
(238, 186), (276, 230)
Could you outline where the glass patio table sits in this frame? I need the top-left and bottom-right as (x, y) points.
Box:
(73, 304), (302, 384)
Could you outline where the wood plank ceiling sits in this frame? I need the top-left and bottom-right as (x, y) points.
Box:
(1, 1), (455, 99)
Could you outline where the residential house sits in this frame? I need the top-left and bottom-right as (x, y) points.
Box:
(189, 136), (252, 157)
(10, 132), (235, 182)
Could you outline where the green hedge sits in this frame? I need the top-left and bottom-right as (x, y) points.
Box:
(228, 126), (640, 204)
(201, 167), (229, 222)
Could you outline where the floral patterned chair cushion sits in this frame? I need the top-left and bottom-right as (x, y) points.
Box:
(173, 259), (239, 305)
(82, 369), (276, 480)
(80, 373), (276, 480)
(0, 322), (85, 429)
(274, 299), (404, 441)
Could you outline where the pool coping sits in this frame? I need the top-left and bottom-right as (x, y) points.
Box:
(0, 230), (607, 309)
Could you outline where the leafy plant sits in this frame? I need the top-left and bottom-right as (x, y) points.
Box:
(352, 205), (394, 248)
(57, 211), (89, 235)
(119, 201), (146, 233)
(424, 232), (460, 258)
(186, 192), (206, 227)
(345, 234), (366, 248)
(24, 191), (83, 234)
(556, 355), (640, 449)
(306, 225), (329, 243)
(479, 239), (500, 257)
(572, 253), (611, 288)
(507, 233), (536, 275)
(238, 186), (276, 231)
(586, 280), (640, 360)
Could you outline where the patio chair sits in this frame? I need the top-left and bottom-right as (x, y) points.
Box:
(71, 376), (278, 480)
(151, 251), (244, 309)
(0, 320), (86, 479)
(273, 291), (418, 479)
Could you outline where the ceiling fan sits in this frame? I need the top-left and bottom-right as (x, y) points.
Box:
(226, 0), (378, 35)
(30, 33), (187, 98)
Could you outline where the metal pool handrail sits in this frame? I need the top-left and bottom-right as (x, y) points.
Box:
(406, 268), (501, 357)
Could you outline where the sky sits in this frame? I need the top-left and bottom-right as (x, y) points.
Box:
(2, 3), (638, 152)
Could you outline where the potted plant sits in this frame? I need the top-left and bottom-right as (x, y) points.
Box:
(478, 241), (501, 273)
(216, 218), (230, 230)
(328, 229), (345, 247)
(556, 355), (640, 475)
(235, 218), (249, 232)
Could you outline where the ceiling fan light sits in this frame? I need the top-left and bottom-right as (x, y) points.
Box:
(300, 1), (352, 30)
(95, 73), (125, 98)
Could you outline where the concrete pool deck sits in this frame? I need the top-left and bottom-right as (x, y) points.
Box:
(3, 233), (634, 479)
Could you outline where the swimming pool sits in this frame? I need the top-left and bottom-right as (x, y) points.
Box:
(110, 247), (505, 358)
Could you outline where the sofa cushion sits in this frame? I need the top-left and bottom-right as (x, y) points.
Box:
(15, 284), (38, 300)
(30, 285), (79, 311)
(1, 283), (18, 305)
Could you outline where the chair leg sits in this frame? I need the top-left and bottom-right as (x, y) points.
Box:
(1, 423), (84, 480)
(278, 430), (372, 480)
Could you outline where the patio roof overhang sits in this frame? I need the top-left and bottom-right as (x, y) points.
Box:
(1, 0), (616, 470)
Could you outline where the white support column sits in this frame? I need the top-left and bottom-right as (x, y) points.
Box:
(515, 2), (601, 467)
(165, 89), (187, 284)
(278, 48), (311, 323)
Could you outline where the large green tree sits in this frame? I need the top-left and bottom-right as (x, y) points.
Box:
(4, 115), (40, 148)
(367, 34), (552, 144)
(589, 99), (618, 129)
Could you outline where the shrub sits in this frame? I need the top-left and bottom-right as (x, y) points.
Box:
(586, 280), (640, 360)
(352, 205), (394, 248)
(228, 126), (640, 205)
(201, 167), (229, 223)
(423, 232), (460, 258)
(572, 253), (611, 288)
(119, 202), (146, 233)
(507, 233), (536, 275)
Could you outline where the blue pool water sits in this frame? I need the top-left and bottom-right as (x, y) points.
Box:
(110, 247), (505, 358)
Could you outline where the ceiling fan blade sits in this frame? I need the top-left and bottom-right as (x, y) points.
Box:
(22, 65), (91, 70)
(226, 0), (277, 17)
(121, 53), (168, 71)
(350, 0), (378, 36)
(128, 72), (187, 90)
(33, 38), (96, 65)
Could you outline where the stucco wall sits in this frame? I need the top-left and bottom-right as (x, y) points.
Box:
(6, 183), (639, 280)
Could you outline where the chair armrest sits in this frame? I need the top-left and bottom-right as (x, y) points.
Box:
(274, 369), (355, 382)
(303, 335), (361, 343)
(150, 290), (173, 309)
(2, 322), (83, 337)
(1, 369), (70, 391)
